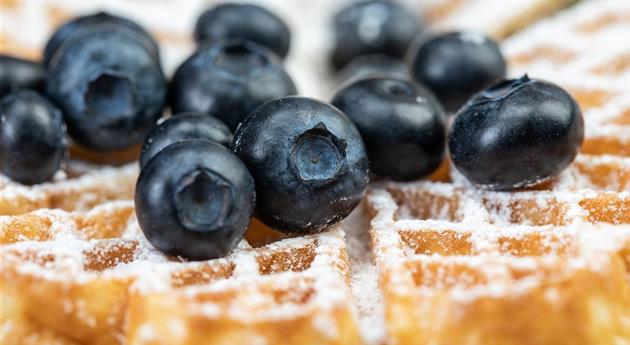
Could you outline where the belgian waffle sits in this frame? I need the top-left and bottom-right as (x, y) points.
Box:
(366, 151), (630, 344)
(0, 162), (137, 216)
(1, 195), (359, 345)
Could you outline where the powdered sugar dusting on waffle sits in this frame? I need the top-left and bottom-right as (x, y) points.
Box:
(367, 188), (630, 301)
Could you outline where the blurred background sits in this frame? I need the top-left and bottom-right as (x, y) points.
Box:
(1, 0), (574, 99)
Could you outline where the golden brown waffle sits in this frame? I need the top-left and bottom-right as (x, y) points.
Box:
(0, 162), (137, 216)
(503, 0), (630, 157)
(367, 152), (630, 345)
(1, 197), (360, 345)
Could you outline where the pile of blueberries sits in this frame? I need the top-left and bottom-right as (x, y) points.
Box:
(0, 1), (584, 260)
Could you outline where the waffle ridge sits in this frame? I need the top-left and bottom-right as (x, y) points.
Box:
(2, 192), (360, 345)
(366, 155), (630, 344)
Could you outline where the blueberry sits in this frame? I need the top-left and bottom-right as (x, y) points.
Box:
(332, 77), (445, 180)
(448, 76), (584, 190)
(140, 113), (233, 168)
(47, 28), (167, 151)
(409, 31), (506, 112)
(0, 91), (66, 184)
(43, 11), (160, 67)
(337, 54), (408, 84)
(331, 0), (423, 70)
(0, 55), (45, 97)
(135, 139), (255, 260)
(232, 96), (368, 233)
(195, 3), (291, 59)
(171, 40), (296, 131)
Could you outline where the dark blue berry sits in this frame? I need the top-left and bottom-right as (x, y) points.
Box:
(140, 113), (233, 168)
(409, 31), (506, 112)
(43, 11), (160, 67)
(135, 139), (255, 260)
(0, 55), (45, 97)
(171, 40), (296, 131)
(47, 28), (167, 151)
(448, 76), (584, 190)
(0, 91), (66, 184)
(331, 0), (423, 70)
(337, 54), (408, 84)
(195, 3), (291, 59)
(332, 77), (445, 180)
(232, 97), (368, 233)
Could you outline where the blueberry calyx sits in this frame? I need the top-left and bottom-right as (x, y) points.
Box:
(377, 78), (414, 98)
(472, 74), (531, 105)
(84, 70), (137, 126)
(214, 41), (269, 75)
(290, 123), (347, 185)
(174, 168), (233, 232)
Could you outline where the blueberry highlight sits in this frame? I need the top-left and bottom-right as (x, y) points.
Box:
(448, 76), (584, 190)
(332, 77), (446, 180)
(0, 55), (45, 97)
(171, 40), (296, 131)
(43, 11), (160, 67)
(331, 0), (423, 70)
(46, 29), (167, 151)
(409, 31), (506, 112)
(140, 113), (233, 168)
(135, 139), (255, 260)
(0, 90), (66, 184)
(232, 97), (368, 233)
(195, 3), (291, 59)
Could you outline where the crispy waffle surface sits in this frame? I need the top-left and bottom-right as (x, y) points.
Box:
(367, 153), (630, 345)
(1, 163), (360, 345)
(3, 0), (630, 345)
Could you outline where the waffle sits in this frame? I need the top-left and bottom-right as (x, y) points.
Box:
(503, 0), (630, 157)
(366, 153), (630, 345)
(1, 195), (360, 345)
(0, 162), (137, 216)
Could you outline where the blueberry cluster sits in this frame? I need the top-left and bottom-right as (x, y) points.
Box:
(1, 11), (167, 183)
(1, 1), (585, 261)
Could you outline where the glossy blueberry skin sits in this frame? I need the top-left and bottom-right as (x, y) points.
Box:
(43, 11), (160, 67)
(136, 139), (255, 260)
(171, 40), (296, 131)
(0, 91), (66, 184)
(337, 54), (408, 85)
(47, 29), (167, 151)
(195, 3), (291, 59)
(448, 76), (584, 190)
(332, 77), (446, 181)
(0, 55), (45, 97)
(331, 0), (423, 70)
(409, 31), (506, 113)
(140, 113), (233, 168)
(233, 97), (368, 233)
